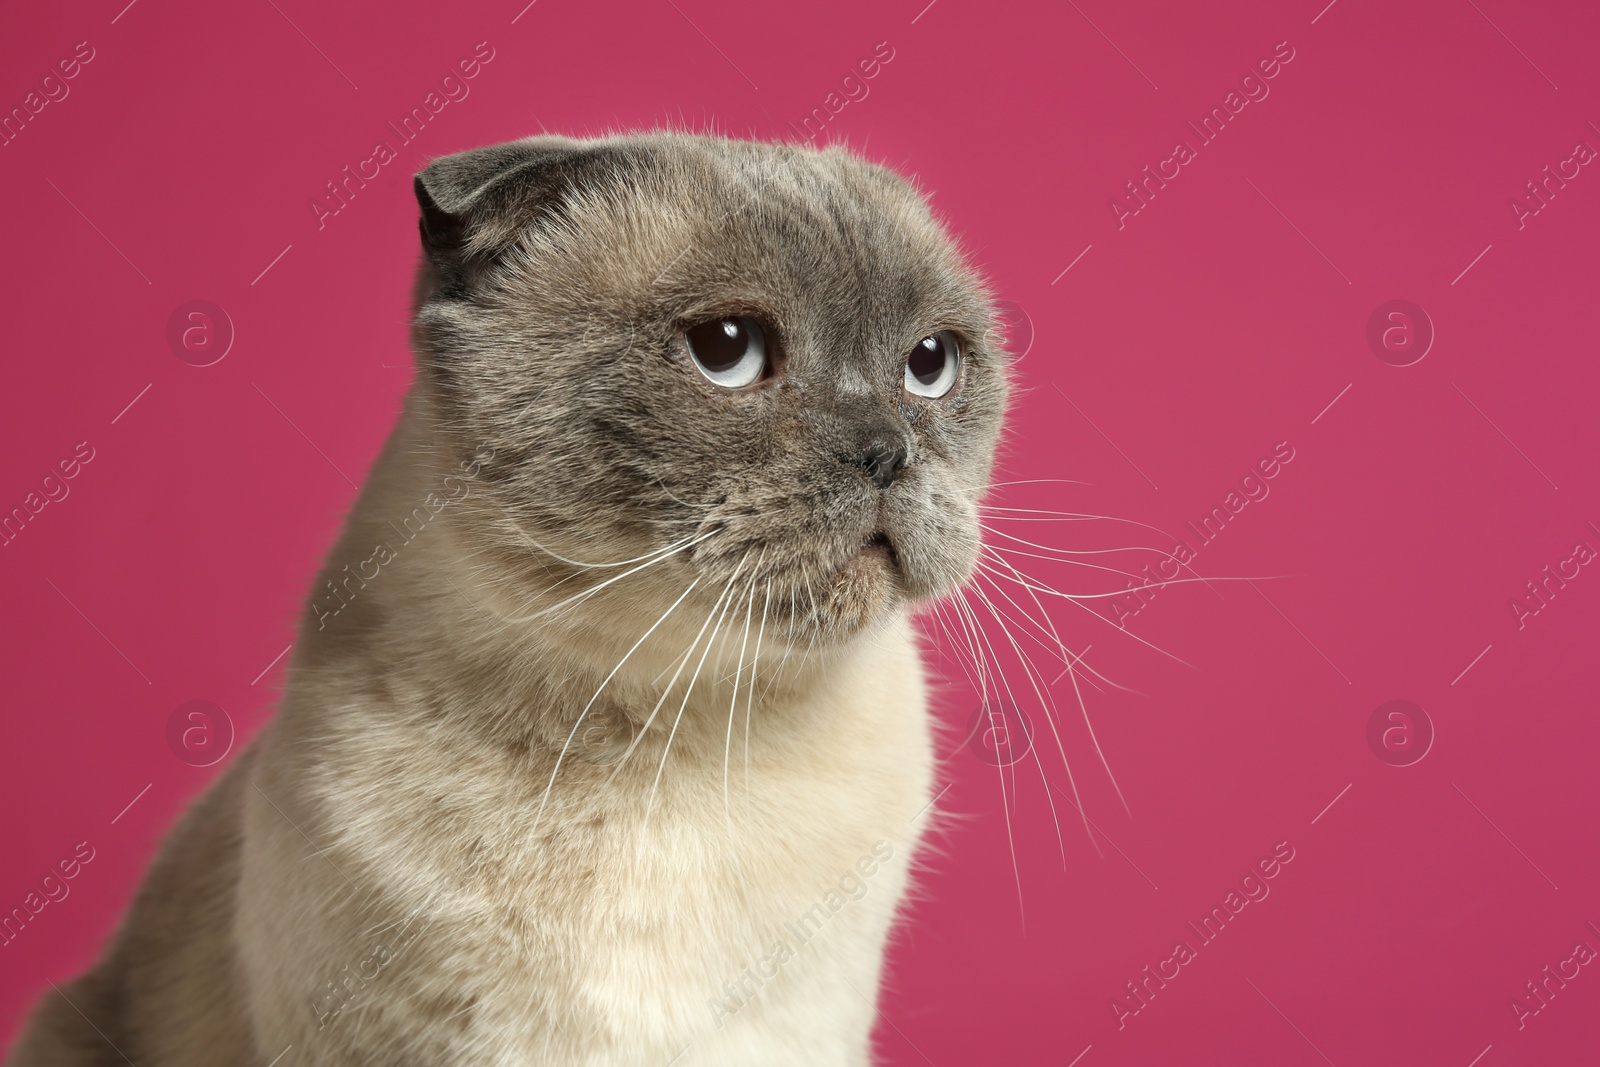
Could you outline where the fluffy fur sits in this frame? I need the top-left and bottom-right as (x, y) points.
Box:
(8, 132), (1008, 1066)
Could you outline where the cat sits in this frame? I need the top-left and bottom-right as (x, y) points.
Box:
(8, 131), (1009, 1066)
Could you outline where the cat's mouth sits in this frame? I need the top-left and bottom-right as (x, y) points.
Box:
(791, 528), (909, 642)
(855, 530), (902, 576)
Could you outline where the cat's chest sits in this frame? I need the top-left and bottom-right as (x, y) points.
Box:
(507, 672), (931, 940)
(480, 654), (932, 1058)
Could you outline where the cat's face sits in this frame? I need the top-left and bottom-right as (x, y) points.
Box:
(412, 134), (1007, 648)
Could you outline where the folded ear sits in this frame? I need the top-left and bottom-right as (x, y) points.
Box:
(413, 135), (613, 294)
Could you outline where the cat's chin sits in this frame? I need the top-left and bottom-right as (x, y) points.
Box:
(791, 535), (907, 646)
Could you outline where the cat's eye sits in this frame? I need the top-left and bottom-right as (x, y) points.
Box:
(684, 316), (770, 389)
(904, 331), (960, 399)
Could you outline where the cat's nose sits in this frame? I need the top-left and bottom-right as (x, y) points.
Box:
(859, 439), (908, 490)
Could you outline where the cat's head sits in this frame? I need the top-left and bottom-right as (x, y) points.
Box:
(411, 133), (1008, 648)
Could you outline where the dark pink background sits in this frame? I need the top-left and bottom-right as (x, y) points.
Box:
(3, 1), (1598, 1063)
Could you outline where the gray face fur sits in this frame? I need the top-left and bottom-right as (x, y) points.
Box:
(412, 133), (1008, 647)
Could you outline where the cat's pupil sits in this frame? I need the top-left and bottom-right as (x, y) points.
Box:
(909, 335), (947, 384)
(689, 318), (753, 372)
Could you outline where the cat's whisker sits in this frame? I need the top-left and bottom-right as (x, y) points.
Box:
(954, 581), (1072, 868)
(979, 522), (1156, 570)
(978, 538), (1146, 588)
(964, 477), (1094, 491)
(979, 502), (1205, 547)
(978, 519), (1209, 586)
(980, 536), (1231, 625)
(529, 574), (705, 842)
(724, 558), (763, 833)
(937, 600), (992, 695)
(973, 563), (1130, 821)
(975, 551), (1146, 698)
(505, 521), (709, 570)
(940, 602), (1008, 826)
(978, 503), (1158, 520)
(946, 589), (1027, 924)
(923, 600), (982, 698)
(981, 507), (1232, 601)
(977, 547), (1198, 670)
(925, 596), (1049, 873)
(646, 477), (720, 512)
(610, 569), (742, 782)
(642, 552), (750, 841)
(647, 633), (700, 690)
(1057, 626), (1131, 819)
(977, 544), (1197, 604)
(973, 549), (1069, 647)
(977, 505), (1108, 521)
(974, 552), (1122, 694)
(641, 515), (712, 528)
(799, 574), (823, 659)
(974, 514), (1122, 524)
(504, 532), (709, 626)
(971, 556), (1102, 691)
(502, 542), (691, 619)
(959, 581), (1079, 861)
(758, 575), (817, 702)
(985, 552), (1256, 605)
(742, 578), (772, 799)
(755, 587), (798, 704)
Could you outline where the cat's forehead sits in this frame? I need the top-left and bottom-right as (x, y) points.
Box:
(508, 137), (985, 336)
